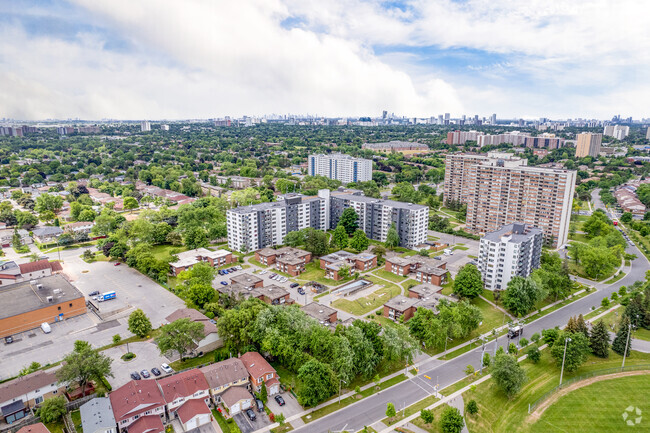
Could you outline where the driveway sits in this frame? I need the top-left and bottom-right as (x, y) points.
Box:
(103, 341), (177, 388)
(266, 392), (302, 418)
(233, 411), (271, 433)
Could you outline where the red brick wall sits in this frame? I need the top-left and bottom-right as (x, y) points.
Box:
(0, 297), (86, 337)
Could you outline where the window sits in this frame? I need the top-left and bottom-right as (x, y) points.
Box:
(266, 373), (273, 380)
(35, 396), (43, 404)
(69, 303), (72, 307)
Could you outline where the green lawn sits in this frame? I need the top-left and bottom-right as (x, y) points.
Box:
(212, 409), (242, 433)
(464, 349), (650, 433)
(411, 404), (454, 432)
(44, 421), (65, 433)
(331, 278), (401, 316)
(71, 409), (83, 433)
(150, 244), (187, 260)
(373, 269), (409, 283)
(169, 347), (229, 370)
(453, 245), (469, 251)
(596, 309), (650, 342)
(382, 395), (441, 426)
(568, 232), (590, 244)
(603, 271), (625, 284)
(530, 375), (650, 433)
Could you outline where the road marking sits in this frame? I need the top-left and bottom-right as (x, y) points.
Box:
(410, 377), (434, 395)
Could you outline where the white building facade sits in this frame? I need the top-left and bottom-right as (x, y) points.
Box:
(308, 154), (372, 184)
(478, 223), (543, 291)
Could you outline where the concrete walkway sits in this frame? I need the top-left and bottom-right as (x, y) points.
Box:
(447, 395), (469, 433)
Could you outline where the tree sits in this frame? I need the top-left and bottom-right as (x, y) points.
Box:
(258, 382), (268, 403)
(621, 212), (633, 223)
(440, 406), (465, 433)
(550, 332), (590, 372)
(303, 228), (329, 257)
(184, 283), (215, 307)
(122, 196), (138, 212)
(526, 345), (541, 363)
(386, 402), (397, 418)
(420, 408), (435, 424)
(385, 223), (400, 249)
(35, 193), (63, 213)
(155, 318), (205, 361)
(284, 229), (306, 247)
(491, 353), (526, 398)
(453, 264), (483, 299)
(350, 229), (370, 252)
(297, 358), (337, 407)
(382, 324), (419, 364)
(590, 319), (611, 358)
(340, 207), (359, 235)
(128, 309), (152, 338)
(466, 400), (479, 415)
(502, 277), (544, 317)
(38, 396), (67, 423)
(56, 340), (113, 395)
(275, 413), (285, 425)
(184, 226), (208, 249)
(82, 249), (95, 261)
(612, 316), (632, 356)
(331, 224), (349, 250)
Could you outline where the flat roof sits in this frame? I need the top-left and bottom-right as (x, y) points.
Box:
(301, 302), (337, 323)
(230, 273), (263, 286)
(0, 274), (84, 320)
(482, 223), (543, 243)
(258, 284), (288, 300)
(408, 284), (443, 297)
(384, 295), (420, 312)
(331, 192), (428, 210)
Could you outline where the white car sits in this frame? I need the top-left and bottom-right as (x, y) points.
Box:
(260, 270), (267, 275)
(160, 363), (173, 374)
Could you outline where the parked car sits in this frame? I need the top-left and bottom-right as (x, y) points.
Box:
(297, 288), (305, 295)
(434, 256), (442, 260)
(260, 270), (267, 275)
(255, 399), (264, 412)
(89, 290), (100, 297)
(130, 372), (142, 380)
(220, 281), (228, 286)
(274, 395), (285, 406)
(270, 273), (277, 278)
(245, 409), (256, 421)
(151, 367), (161, 376)
(161, 363), (173, 374)
(229, 267), (236, 272)
(114, 262), (121, 266)
(290, 283), (299, 288)
(5, 336), (13, 344)
(140, 369), (151, 378)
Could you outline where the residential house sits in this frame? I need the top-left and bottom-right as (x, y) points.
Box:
(254, 284), (293, 305)
(164, 309), (222, 355)
(157, 370), (210, 424)
(174, 399), (212, 431)
(301, 302), (337, 325)
(0, 260), (22, 285)
(80, 397), (117, 433)
(0, 370), (64, 424)
(200, 359), (251, 414)
(64, 222), (95, 235)
(16, 423), (51, 433)
(169, 248), (234, 276)
(109, 380), (166, 431)
(383, 295), (420, 322)
(229, 273), (263, 289)
(18, 260), (63, 281)
(239, 352), (280, 396)
(254, 247), (311, 276)
(384, 256), (448, 285)
(31, 227), (64, 244)
(319, 251), (377, 280)
(0, 229), (32, 247)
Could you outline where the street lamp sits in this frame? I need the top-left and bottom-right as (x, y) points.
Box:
(338, 379), (347, 404)
(444, 336), (453, 354)
(559, 337), (571, 387)
(622, 315), (639, 369)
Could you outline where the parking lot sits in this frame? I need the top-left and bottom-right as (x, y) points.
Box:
(233, 409), (272, 433)
(266, 392), (302, 418)
(103, 341), (177, 388)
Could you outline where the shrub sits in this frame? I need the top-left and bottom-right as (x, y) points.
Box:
(508, 343), (518, 354)
(375, 310), (382, 315)
(542, 328), (560, 345)
(466, 400), (479, 415)
(526, 345), (541, 363)
(519, 338), (529, 347)
(112, 334), (122, 344)
(531, 332), (541, 343)
(601, 298), (610, 307)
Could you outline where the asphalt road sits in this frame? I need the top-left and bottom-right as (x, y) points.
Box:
(293, 194), (650, 433)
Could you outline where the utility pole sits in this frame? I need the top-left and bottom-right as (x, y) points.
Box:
(622, 316), (637, 368)
(559, 337), (571, 386)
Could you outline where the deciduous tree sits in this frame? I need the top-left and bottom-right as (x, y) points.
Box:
(453, 264), (483, 299)
(340, 207), (359, 235)
(550, 331), (590, 372)
(331, 224), (348, 250)
(350, 229), (370, 252)
(385, 223), (400, 249)
(155, 318), (205, 360)
(57, 340), (113, 395)
(128, 309), (153, 338)
(440, 406), (465, 433)
(491, 352), (526, 398)
(297, 359), (337, 407)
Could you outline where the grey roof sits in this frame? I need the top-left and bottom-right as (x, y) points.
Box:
(80, 398), (116, 433)
(258, 284), (289, 300)
(230, 273), (262, 286)
(331, 192), (428, 211)
(228, 195), (322, 214)
(320, 251), (356, 263)
(482, 223), (543, 243)
(363, 141), (429, 149)
(32, 226), (64, 237)
(408, 284), (443, 297)
(0, 274), (84, 321)
(301, 302), (337, 323)
(384, 295), (420, 312)
(200, 358), (248, 390)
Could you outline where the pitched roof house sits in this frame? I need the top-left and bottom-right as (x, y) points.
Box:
(239, 352), (280, 396)
(109, 380), (166, 430)
(156, 370), (210, 413)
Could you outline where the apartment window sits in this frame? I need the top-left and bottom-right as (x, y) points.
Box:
(35, 396), (43, 404)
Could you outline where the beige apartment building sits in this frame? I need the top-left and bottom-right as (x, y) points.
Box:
(444, 153), (576, 247)
(575, 133), (602, 158)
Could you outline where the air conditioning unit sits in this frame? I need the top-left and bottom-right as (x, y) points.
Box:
(46, 296), (53, 302)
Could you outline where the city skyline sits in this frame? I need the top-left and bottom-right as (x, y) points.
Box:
(1, 1), (649, 120)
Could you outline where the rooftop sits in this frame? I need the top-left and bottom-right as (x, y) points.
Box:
(408, 284), (443, 298)
(200, 358), (248, 389)
(32, 226), (64, 236)
(0, 370), (58, 403)
(175, 399), (211, 424)
(0, 274), (84, 321)
(228, 195), (323, 214)
(157, 369), (209, 403)
(258, 284), (289, 300)
(239, 352), (276, 379)
(220, 386), (252, 408)
(127, 415), (163, 433)
(80, 398), (116, 432)
(331, 191), (428, 211)
(384, 295), (420, 312)
(109, 380), (166, 423)
(169, 248), (232, 268)
(482, 223), (544, 243)
(165, 308), (217, 337)
(16, 424), (50, 433)
(230, 273), (263, 287)
(300, 302), (337, 323)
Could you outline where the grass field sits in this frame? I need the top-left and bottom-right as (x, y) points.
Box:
(373, 269), (410, 283)
(331, 278), (401, 315)
(464, 349), (650, 433)
(529, 375), (650, 432)
(596, 309), (650, 342)
(150, 244), (187, 260)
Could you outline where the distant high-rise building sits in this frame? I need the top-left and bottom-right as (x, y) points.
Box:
(140, 121), (151, 132)
(444, 113), (450, 125)
(438, 115), (444, 125)
(444, 153), (576, 247)
(382, 110), (387, 120)
(478, 223), (543, 291)
(646, 127), (650, 140)
(308, 153), (372, 184)
(446, 130), (480, 145)
(604, 124), (629, 140)
(161, 124), (170, 131)
(491, 114), (497, 125)
(575, 133), (602, 157)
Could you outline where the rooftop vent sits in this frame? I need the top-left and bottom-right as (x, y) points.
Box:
(36, 284), (43, 290)
(46, 296), (53, 302)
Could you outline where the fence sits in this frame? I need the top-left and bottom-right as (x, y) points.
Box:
(0, 416), (40, 433)
(528, 364), (650, 414)
(66, 393), (97, 411)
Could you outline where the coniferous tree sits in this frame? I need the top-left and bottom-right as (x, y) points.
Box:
(575, 314), (590, 338)
(589, 320), (610, 358)
(612, 316), (632, 356)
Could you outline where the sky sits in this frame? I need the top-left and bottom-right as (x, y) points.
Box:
(1, 0), (649, 121)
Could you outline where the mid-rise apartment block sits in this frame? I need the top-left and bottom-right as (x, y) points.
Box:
(227, 193), (326, 252)
(227, 189), (428, 252)
(446, 130), (480, 145)
(444, 153), (575, 247)
(575, 133), (602, 157)
(604, 125), (629, 140)
(141, 120), (151, 132)
(476, 131), (565, 149)
(308, 154), (372, 184)
(478, 223), (543, 291)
